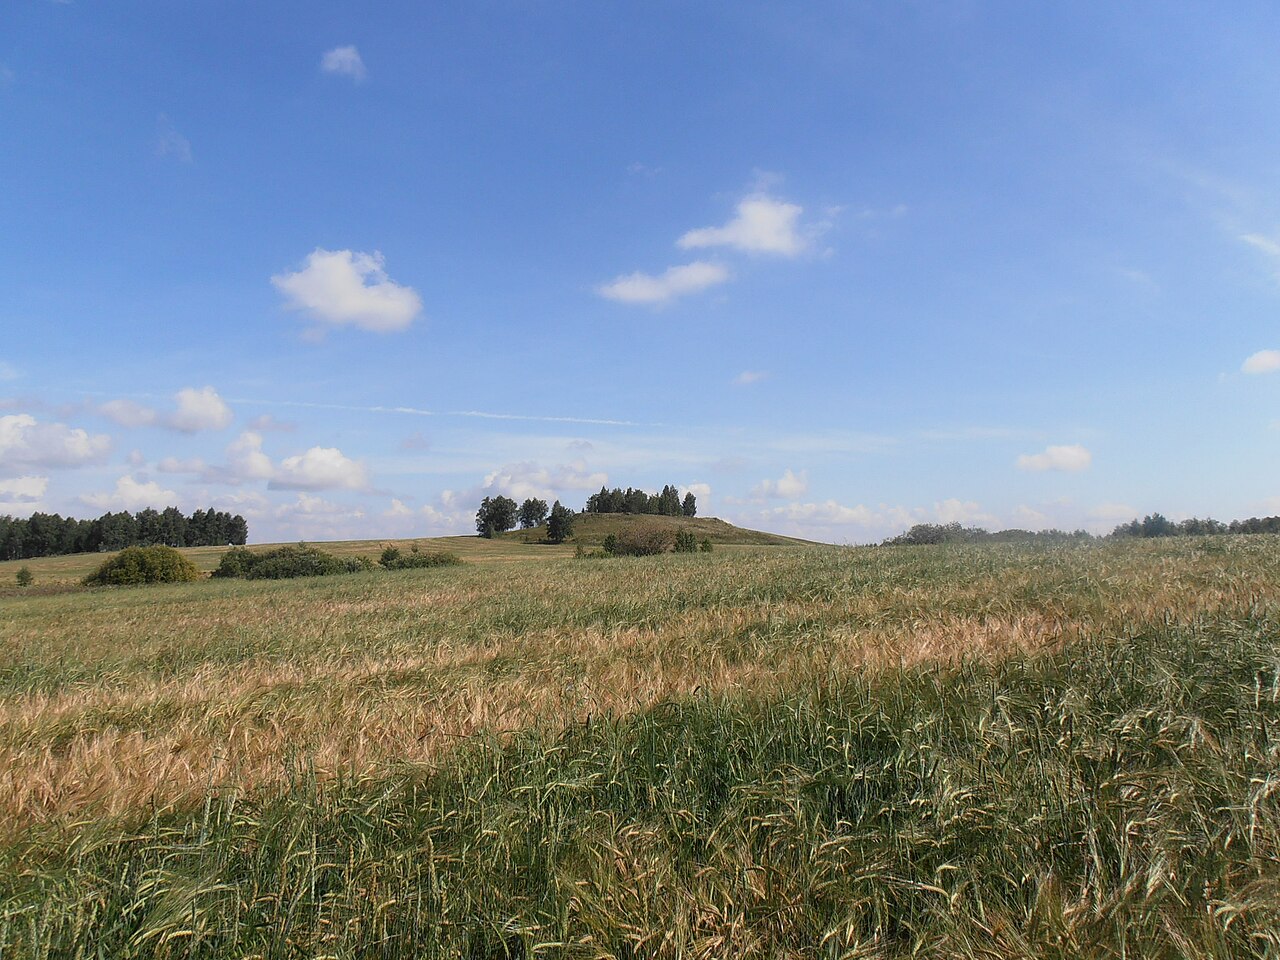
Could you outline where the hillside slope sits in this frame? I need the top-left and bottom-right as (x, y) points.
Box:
(501, 512), (815, 547)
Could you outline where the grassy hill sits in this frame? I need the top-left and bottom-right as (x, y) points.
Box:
(0, 514), (809, 587)
(503, 511), (814, 547)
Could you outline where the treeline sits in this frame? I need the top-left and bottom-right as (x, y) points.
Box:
(0, 507), (248, 560)
(882, 523), (1093, 546)
(882, 513), (1280, 547)
(1108, 513), (1280, 538)
(584, 484), (696, 517)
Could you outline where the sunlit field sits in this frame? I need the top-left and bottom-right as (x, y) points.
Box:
(2, 535), (1278, 957)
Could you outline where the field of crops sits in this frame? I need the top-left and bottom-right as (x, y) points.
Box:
(2, 536), (1278, 957)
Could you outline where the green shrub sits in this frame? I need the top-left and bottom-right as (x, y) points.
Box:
(601, 534), (619, 556)
(83, 546), (202, 586)
(674, 530), (698, 553)
(379, 544), (462, 570)
(213, 544), (372, 580)
(610, 524), (676, 556)
(212, 546), (256, 579)
(15, 566), (33, 587)
(699, 538), (713, 553)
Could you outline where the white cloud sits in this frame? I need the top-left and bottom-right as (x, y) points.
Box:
(99, 399), (159, 428)
(480, 460), (608, 502)
(0, 414), (111, 472)
(933, 498), (998, 526)
(733, 370), (769, 386)
(155, 114), (192, 163)
(273, 249), (422, 333)
(1015, 444), (1092, 473)
(596, 261), (729, 305)
(157, 456), (208, 474)
(224, 430), (275, 482)
(384, 498), (413, 518)
(1088, 502), (1137, 523)
(679, 194), (808, 257)
(751, 468), (808, 500)
(170, 386), (233, 433)
(270, 446), (369, 491)
(1242, 350), (1280, 374)
(81, 475), (180, 513)
(321, 45), (367, 82)
(0, 475), (48, 510)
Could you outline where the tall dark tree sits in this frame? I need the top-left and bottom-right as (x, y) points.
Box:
(682, 492), (697, 517)
(518, 498), (549, 530)
(475, 496), (519, 538)
(546, 500), (575, 543)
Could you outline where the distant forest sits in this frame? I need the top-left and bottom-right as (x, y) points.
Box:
(883, 513), (1280, 546)
(0, 508), (248, 561)
(584, 484), (696, 517)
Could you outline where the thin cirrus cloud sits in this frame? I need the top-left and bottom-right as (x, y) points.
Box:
(155, 114), (192, 162)
(272, 249), (423, 333)
(321, 45), (367, 82)
(596, 261), (729, 305)
(733, 370), (769, 386)
(1242, 350), (1280, 374)
(1015, 444), (1092, 473)
(679, 194), (808, 257)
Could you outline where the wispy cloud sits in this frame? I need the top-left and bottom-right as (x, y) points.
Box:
(679, 193), (810, 257)
(596, 261), (729, 305)
(321, 45), (367, 82)
(155, 114), (192, 162)
(1242, 349), (1280, 375)
(733, 370), (769, 386)
(1015, 444), (1092, 472)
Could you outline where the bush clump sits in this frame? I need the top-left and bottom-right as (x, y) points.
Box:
(15, 566), (33, 587)
(605, 524), (676, 557)
(83, 545), (202, 586)
(378, 545), (462, 570)
(213, 544), (372, 580)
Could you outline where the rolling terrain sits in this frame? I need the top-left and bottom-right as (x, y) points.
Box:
(0, 535), (1277, 956)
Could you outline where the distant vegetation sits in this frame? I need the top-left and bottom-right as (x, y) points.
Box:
(598, 524), (713, 557)
(0, 507), (247, 561)
(585, 483), (695, 517)
(378, 545), (462, 570)
(884, 512), (1280, 546)
(214, 544), (372, 580)
(82, 545), (202, 586)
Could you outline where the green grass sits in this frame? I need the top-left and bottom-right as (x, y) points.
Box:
(0, 536), (1278, 956)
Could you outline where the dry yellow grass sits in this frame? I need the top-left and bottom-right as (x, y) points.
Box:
(1, 537), (1273, 840)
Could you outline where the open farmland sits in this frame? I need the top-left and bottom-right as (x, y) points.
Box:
(1, 535), (1279, 957)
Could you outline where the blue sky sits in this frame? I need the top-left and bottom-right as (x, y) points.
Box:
(3, 1), (1280, 542)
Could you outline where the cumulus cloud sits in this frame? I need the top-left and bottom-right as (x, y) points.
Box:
(273, 249), (422, 333)
(225, 430), (275, 481)
(480, 460), (608, 502)
(0, 475), (48, 511)
(1015, 444), (1092, 473)
(81, 475), (180, 512)
(270, 446), (369, 491)
(733, 370), (769, 386)
(0, 414), (111, 472)
(679, 194), (808, 257)
(321, 45), (367, 82)
(99, 398), (158, 428)
(596, 261), (729, 305)
(169, 386), (233, 433)
(933, 498), (999, 526)
(1242, 350), (1280, 374)
(751, 468), (808, 500)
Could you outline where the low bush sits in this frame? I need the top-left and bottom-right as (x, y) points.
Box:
(83, 546), (202, 586)
(609, 524), (676, 556)
(15, 566), (33, 587)
(378, 545), (462, 570)
(674, 531), (698, 553)
(214, 544), (372, 580)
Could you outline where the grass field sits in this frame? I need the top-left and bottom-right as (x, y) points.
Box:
(1, 533), (1278, 956)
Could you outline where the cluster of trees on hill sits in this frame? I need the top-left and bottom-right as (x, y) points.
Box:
(0, 507), (248, 561)
(475, 496), (575, 542)
(883, 513), (1280, 546)
(584, 485), (696, 517)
